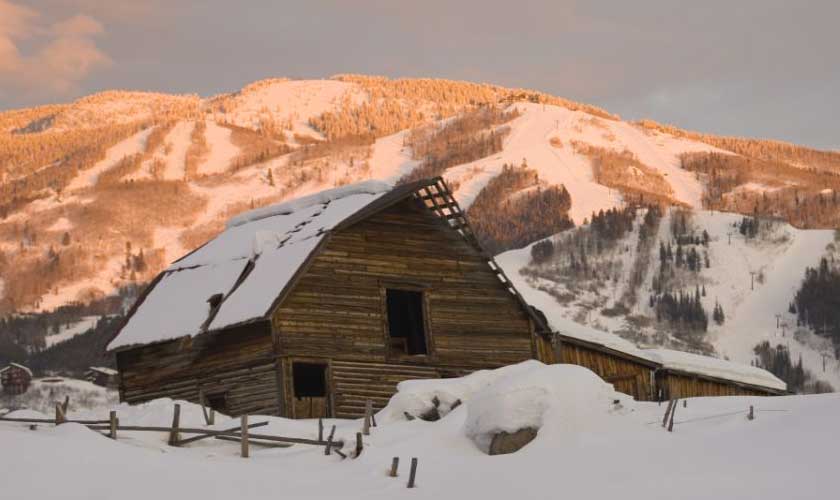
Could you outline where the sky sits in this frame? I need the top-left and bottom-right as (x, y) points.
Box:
(0, 0), (837, 149)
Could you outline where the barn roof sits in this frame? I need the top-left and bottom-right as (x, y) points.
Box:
(0, 363), (32, 376)
(87, 366), (118, 376)
(108, 178), (547, 351)
(642, 348), (787, 392)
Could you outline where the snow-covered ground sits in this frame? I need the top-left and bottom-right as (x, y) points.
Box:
(1, 362), (835, 500)
(1, 377), (117, 415)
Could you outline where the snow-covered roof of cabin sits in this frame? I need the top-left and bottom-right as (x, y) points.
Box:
(642, 348), (786, 391)
(108, 180), (394, 350)
(87, 366), (118, 376)
(0, 362), (33, 376)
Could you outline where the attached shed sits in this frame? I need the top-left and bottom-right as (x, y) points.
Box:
(108, 178), (549, 418)
(643, 349), (787, 398)
(529, 310), (659, 401)
(0, 363), (33, 395)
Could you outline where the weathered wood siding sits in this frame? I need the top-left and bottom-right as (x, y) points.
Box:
(543, 338), (656, 401)
(657, 371), (781, 399)
(272, 198), (536, 417)
(116, 322), (281, 416)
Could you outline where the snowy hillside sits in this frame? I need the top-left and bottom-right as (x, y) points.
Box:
(2, 75), (840, 383)
(497, 208), (840, 390)
(1, 362), (837, 500)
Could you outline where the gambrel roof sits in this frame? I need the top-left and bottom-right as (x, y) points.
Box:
(108, 178), (548, 351)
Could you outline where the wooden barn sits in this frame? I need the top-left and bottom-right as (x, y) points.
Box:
(107, 178), (785, 418)
(108, 178), (551, 418)
(0, 363), (33, 395)
(85, 366), (120, 389)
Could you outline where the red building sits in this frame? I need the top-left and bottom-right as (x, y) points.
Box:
(0, 363), (33, 395)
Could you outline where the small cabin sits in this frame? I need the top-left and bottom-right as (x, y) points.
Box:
(85, 366), (120, 389)
(108, 178), (550, 418)
(0, 363), (33, 395)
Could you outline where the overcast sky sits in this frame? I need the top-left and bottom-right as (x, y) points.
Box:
(1, 0), (837, 149)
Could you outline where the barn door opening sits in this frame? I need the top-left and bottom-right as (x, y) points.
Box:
(386, 289), (428, 355)
(291, 361), (330, 419)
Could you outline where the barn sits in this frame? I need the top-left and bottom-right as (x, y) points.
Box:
(0, 363), (33, 395)
(108, 178), (551, 418)
(108, 178), (785, 418)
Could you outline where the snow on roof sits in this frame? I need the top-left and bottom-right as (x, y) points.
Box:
(108, 180), (393, 350)
(87, 367), (118, 375)
(642, 348), (786, 391)
(0, 363), (33, 376)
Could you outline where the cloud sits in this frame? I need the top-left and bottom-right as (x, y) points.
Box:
(0, 0), (110, 103)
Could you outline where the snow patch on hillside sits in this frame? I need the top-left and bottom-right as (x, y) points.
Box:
(369, 130), (420, 182)
(218, 79), (363, 138)
(199, 121), (239, 175)
(45, 316), (99, 347)
(65, 127), (153, 191)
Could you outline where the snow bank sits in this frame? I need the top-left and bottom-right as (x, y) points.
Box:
(383, 361), (627, 453)
(643, 348), (787, 391)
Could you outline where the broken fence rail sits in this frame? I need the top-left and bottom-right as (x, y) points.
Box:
(0, 415), (344, 449)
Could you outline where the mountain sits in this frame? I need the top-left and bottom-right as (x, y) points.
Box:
(1, 75), (839, 387)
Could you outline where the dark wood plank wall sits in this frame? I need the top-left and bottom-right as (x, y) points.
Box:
(273, 197), (536, 417)
(556, 340), (655, 401)
(116, 322), (281, 416)
(657, 371), (781, 399)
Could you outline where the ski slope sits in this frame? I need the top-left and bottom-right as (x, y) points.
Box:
(444, 102), (720, 223)
(64, 127), (153, 192)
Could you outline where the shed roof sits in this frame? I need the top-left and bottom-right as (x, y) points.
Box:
(642, 348), (787, 392)
(108, 178), (546, 351)
(87, 366), (118, 376)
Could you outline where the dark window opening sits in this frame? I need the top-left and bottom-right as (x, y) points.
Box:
(292, 362), (327, 398)
(206, 393), (228, 414)
(386, 289), (428, 355)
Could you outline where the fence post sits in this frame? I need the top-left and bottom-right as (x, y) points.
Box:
(55, 403), (66, 425)
(168, 404), (181, 446)
(241, 415), (249, 458)
(661, 399), (674, 427)
(363, 400), (372, 436)
(389, 457), (400, 477)
(667, 398), (678, 432)
(62, 395), (70, 414)
(199, 389), (210, 425)
(325, 425), (336, 456)
(407, 457), (418, 488)
(355, 432), (363, 458)
(748, 405), (754, 421)
(208, 408), (215, 426)
(318, 418), (324, 441)
(109, 411), (117, 440)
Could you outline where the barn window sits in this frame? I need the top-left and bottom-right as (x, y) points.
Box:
(206, 392), (228, 414)
(292, 362), (327, 398)
(386, 289), (428, 355)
